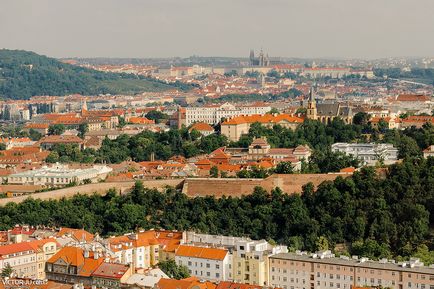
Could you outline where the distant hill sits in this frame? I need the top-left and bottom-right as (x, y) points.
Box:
(0, 50), (190, 100)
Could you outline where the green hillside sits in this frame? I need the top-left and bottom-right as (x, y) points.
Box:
(0, 49), (189, 99)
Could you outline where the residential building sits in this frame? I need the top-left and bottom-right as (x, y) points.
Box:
(175, 245), (231, 282)
(0, 137), (36, 150)
(269, 251), (434, 289)
(155, 277), (217, 289)
(45, 247), (104, 286)
(216, 281), (279, 289)
(232, 239), (288, 286)
(0, 238), (59, 279)
(183, 232), (288, 286)
(104, 231), (161, 271)
(38, 135), (84, 150)
(331, 143), (399, 165)
(400, 116), (434, 129)
(91, 262), (132, 288)
(221, 114), (303, 141)
(123, 268), (169, 289)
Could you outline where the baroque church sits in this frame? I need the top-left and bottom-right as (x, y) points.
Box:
(306, 86), (353, 124)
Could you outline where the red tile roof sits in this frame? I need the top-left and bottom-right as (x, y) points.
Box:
(176, 245), (228, 261)
(190, 122), (214, 132)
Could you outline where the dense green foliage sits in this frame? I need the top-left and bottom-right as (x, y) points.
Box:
(205, 88), (303, 103)
(145, 110), (169, 124)
(47, 128), (229, 164)
(45, 119), (433, 174)
(374, 68), (434, 85)
(0, 157), (433, 261)
(158, 260), (190, 279)
(0, 50), (188, 99)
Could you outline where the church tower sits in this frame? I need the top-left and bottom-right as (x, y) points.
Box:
(249, 50), (255, 66)
(81, 99), (88, 115)
(306, 86), (317, 120)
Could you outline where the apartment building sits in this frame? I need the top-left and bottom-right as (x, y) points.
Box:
(105, 231), (160, 271)
(0, 238), (59, 279)
(183, 232), (288, 285)
(232, 239), (288, 286)
(185, 103), (271, 126)
(175, 245), (231, 281)
(269, 251), (434, 289)
(331, 143), (399, 165)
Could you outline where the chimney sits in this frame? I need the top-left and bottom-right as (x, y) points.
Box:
(84, 250), (89, 258)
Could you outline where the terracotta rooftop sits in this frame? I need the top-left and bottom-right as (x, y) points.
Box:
(176, 245), (228, 261)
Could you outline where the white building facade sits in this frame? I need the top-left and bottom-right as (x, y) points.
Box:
(175, 245), (231, 282)
(185, 103), (271, 126)
(331, 143), (399, 165)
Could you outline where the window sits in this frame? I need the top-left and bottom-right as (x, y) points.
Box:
(216, 273), (220, 278)
(206, 263), (210, 268)
(216, 264), (220, 269)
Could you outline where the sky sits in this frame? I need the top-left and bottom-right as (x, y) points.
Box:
(1, 0), (433, 59)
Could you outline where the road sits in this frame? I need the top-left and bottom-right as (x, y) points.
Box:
(0, 179), (184, 206)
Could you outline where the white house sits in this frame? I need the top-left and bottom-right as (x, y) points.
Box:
(175, 245), (230, 282)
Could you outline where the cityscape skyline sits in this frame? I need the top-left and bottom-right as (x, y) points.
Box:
(1, 0), (434, 59)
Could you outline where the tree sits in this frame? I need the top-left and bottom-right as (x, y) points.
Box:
(377, 119), (389, 133)
(48, 124), (65, 135)
(267, 108), (280, 115)
(28, 128), (43, 141)
(295, 107), (307, 115)
(398, 136), (422, 159)
(353, 112), (370, 126)
(274, 162), (294, 174)
(210, 166), (219, 178)
(316, 236), (329, 251)
(0, 143), (5, 151)
(1, 263), (13, 278)
(158, 260), (190, 280)
(145, 110), (169, 124)
(78, 123), (89, 139)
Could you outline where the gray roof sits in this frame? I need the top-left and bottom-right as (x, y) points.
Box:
(271, 253), (434, 275)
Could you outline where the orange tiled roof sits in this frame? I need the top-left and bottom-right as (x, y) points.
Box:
(129, 117), (155, 124)
(47, 247), (103, 277)
(222, 114), (303, 125)
(190, 122), (214, 132)
(57, 228), (94, 242)
(396, 94), (431, 102)
(401, 115), (434, 123)
(176, 245), (228, 260)
(39, 135), (83, 144)
(0, 242), (34, 257)
(24, 123), (50, 129)
(216, 281), (279, 289)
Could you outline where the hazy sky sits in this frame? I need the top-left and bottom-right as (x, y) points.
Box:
(1, 0), (433, 59)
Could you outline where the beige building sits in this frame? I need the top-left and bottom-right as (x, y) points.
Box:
(221, 114), (303, 141)
(269, 251), (434, 289)
(232, 239), (288, 286)
(0, 238), (59, 279)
